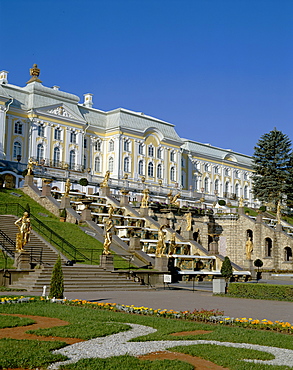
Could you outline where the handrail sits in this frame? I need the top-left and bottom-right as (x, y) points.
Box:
(0, 203), (90, 262)
(0, 229), (15, 258)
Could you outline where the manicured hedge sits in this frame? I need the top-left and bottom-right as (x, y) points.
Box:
(227, 283), (293, 301)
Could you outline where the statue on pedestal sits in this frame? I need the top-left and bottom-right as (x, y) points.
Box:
(167, 191), (181, 207)
(100, 171), (110, 188)
(185, 212), (192, 231)
(103, 218), (113, 255)
(239, 196), (244, 207)
(64, 179), (71, 197)
(15, 212), (31, 251)
(245, 237), (253, 260)
(168, 233), (176, 255)
(155, 225), (166, 257)
(141, 188), (149, 208)
(27, 158), (37, 176)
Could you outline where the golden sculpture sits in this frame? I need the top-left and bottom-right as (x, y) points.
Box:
(168, 233), (176, 255)
(108, 204), (115, 219)
(27, 64), (42, 84)
(100, 171), (110, 188)
(15, 212), (31, 251)
(155, 225), (166, 257)
(64, 179), (71, 197)
(27, 158), (37, 176)
(167, 191), (181, 206)
(103, 218), (114, 255)
(141, 188), (149, 208)
(185, 212), (192, 231)
(239, 196), (244, 207)
(245, 236), (253, 260)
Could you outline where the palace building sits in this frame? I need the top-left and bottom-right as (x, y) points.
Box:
(0, 65), (254, 205)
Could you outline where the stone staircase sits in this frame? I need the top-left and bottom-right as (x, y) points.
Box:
(0, 215), (150, 292)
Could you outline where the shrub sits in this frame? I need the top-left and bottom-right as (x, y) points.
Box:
(221, 256), (233, 282)
(59, 208), (67, 219)
(228, 283), (293, 301)
(218, 200), (226, 206)
(49, 255), (64, 299)
(79, 178), (88, 187)
(259, 205), (267, 212)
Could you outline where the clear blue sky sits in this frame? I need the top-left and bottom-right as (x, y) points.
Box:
(1, 0), (292, 156)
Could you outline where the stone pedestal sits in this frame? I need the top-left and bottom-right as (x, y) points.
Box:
(14, 251), (30, 270)
(120, 195), (129, 206)
(209, 241), (219, 255)
(100, 186), (111, 197)
(276, 223), (283, 232)
(243, 259), (256, 279)
(139, 208), (149, 217)
(155, 255), (168, 271)
(213, 278), (226, 294)
(129, 236), (141, 251)
(80, 208), (92, 222)
(256, 213), (263, 223)
(60, 196), (71, 209)
(100, 254), (114, 270)
(42, 184), (52, 197)
(238, 207), (245, 215)
(24, 175), (34, 186)
(182, 230), (193, 240)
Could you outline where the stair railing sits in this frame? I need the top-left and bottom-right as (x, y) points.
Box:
(0, 203), (89, 263)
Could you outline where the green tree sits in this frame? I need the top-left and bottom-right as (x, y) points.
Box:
(49, 255), (64, 299)
(252, 128), (292, 206)
(220, 256), (233, 282)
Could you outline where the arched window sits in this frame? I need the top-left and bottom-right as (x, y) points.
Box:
(224, 168), (230, 176)
(138, 143), (144, 155)
(37, 143), (44, 163)
(53, 147), (60, 167)
(225, 181), (229, 194)
(124, 157), (130, 172)
(214, 179), (219, 192)
(204, 164), (209, 172)
(244, 185), (248, 199)
(265, 237), (272, 257)
(246, 229), (253, 242)
(157, 164), (162, 179)
(109, 140), (114, 152)
(95, 156), (101, 172)
(214, 166), (219, 174)
(148, 162), (154, 177)
(69, 150), (75, 169)
(170, 166), (175, 181)
(235, 183), (240, 197)
(108, 157), (114, 172)
(284, 247), (292, 261)
(204, 177), (209, 193)
(13, 141), (21, 159)
(138, 160), (144, 175)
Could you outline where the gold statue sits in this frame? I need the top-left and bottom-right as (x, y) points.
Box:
(245, 236), (253, 260)
(155, 225), (166, 257)
(100, 171), (110, 188)
(168, 233), (176, 255)
(141, 188), (149, 208)
(167, 191), (181, 206)
(103, 218), (114, 255)
(27, 158), (37, 176)
(64, 179), (71, 197)
(185, 212), (192, 231)
(239, 196), (244, 207)
(108, 204), (115, 219)
(15, 212), (31, 251)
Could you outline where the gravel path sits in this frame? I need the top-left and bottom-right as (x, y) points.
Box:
(48, 323), (293, 369)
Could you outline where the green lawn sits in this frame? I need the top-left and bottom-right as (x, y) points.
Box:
(0, 301), (292, 369)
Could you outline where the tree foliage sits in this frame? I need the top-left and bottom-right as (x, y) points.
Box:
(79, 178), (88, 187)
(220, 256), (233, 282)
(49, 255), (64, 299)
(252, 128), (292, 206)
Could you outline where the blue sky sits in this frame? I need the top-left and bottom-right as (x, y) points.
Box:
(1, 0), (292, 156)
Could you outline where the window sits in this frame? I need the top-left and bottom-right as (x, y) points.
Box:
(54, 128), (61, 141)
(70, 132), (76, 144)
(170, 166), (175, 181)
(38, 124), (45, 137)
(235, 183), (240, 197)
(124, 140), (130, 152)
(214, 166), (219, 174)
(109, 140), (114, 152)
(194, 175), (198, 191)
(224, 168), (230, 176)
(69, 150), (76, 169)
(148, 162), (154, 177)
(284, 247), (292, 261)
(13, 141), (22, 159)
(204, 164), (209, 172)
(157, 147), (162, 159)
(181, 158), (185, 167)
(83, 155), (87, 169)
(265, 238), (272, 257)
(235, 170), (240, 179)
(37, 143), (44, 163)
(124, 157), (130, 172)
(84, 138), (87, 148)
(225, 181), (229, 194)
(138, 160), (144, 175)
(108, 157), (114, 172)
(53, 147), (60, 167)
(204, 177), (209, 193)
(95, 157), (101, 172)
(14, 122), (23, 135)
(215, 179), (219, 192)
(148, 145), (154, 157)
(170, 151), (175, 162)
(138, 143), (144, 155)
(244, 185), (248, 199)
(157, 163), (162, 179)
(244, 172), (248, 180)
(95, 141), (101, 151)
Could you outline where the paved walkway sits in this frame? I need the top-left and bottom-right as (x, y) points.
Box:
(1, 287), (292, 323)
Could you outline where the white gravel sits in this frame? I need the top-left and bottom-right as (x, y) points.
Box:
(48, 323), (293, 369)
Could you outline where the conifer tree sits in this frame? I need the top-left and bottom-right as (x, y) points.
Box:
(252, 128), (292, 206)
(49, 255), (64, 299)
(220, 256), (233, 282)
